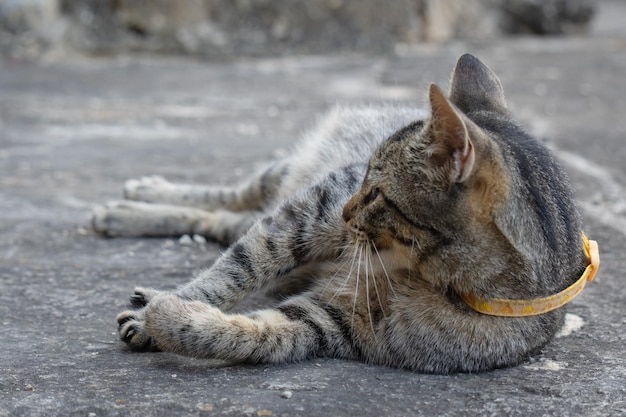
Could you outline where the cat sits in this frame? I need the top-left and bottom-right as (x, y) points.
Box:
(94, 54), (591, 374)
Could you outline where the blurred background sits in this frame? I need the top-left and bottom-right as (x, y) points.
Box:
(0, 0), (620, 62)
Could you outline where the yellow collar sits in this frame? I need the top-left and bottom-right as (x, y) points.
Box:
(461, 233), (599, 317)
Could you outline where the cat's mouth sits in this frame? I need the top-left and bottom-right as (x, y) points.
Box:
(345, 221), (368, 242)
(346, 222), (394, 250)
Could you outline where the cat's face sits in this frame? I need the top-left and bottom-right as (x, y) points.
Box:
(343, 55), (511, 259)
(342, 115), (469, 255)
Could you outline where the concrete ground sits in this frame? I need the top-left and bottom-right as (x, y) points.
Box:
(2, 8), (626, 417)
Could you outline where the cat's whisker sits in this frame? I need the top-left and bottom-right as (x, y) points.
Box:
(407, 237), (423, 284)
(367, 242), (388, 324)
(327, 242), (360, 303)
(415, 238), (423, 252)
(364, 243), (376, 335)
(350, 244), (363, 329)
(321, 241), (353, 286)
(372, 241), (397, 299)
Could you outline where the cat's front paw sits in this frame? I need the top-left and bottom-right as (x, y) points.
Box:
(116, 287), (163, 351)
(129, 287), (162, 307)
(117, 309), (159, 351)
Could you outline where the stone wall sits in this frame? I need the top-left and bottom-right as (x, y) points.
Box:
(0, 0), (595, 60)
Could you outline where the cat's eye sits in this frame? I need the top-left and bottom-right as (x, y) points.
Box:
(364, 187), (380, 204)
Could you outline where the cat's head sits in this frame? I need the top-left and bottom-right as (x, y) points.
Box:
(342, 54), (512, 265)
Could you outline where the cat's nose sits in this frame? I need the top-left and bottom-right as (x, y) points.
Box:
(342, 207), (351, 223)
(342, 198), (354, 223)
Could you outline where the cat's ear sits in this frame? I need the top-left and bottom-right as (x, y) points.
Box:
(449, 53), (507, 113)
(428, 83), (475, 183)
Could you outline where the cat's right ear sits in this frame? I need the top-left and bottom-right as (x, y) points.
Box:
(448, 53), (507, 114)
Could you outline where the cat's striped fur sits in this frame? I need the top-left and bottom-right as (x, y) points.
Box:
(102, 54), (587, 373)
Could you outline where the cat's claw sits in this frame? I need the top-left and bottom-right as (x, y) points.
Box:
(117, 309), (159, 352)
(129, 287), (161, 308)
(117, 313), (134, 327)
(118, 288), (164, 351)
(129, 293), (147, 308)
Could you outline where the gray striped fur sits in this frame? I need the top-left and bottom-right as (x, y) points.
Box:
(107, 55), (586, 373)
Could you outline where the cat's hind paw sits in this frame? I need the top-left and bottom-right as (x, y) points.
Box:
(91, 201), (146, 236)
(123, 175), (172, 202)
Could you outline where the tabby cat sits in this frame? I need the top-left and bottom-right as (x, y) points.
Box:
(94, 54), (589, 373)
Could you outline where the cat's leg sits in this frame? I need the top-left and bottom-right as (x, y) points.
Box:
(171, 164), (363, 309)
(119, 292), (359, 362)
(92, 201), (259, 244)
(117, 165), (364, 351)
(123, 161), (287, 211)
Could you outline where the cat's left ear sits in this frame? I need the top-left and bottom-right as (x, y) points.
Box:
(448, 53), (508, 114)
(428, 83), (475, 183)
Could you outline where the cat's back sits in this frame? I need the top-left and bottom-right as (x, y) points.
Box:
(276, 104), (426, 199)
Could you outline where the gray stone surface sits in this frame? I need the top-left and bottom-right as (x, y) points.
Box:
(2, 14), (626, 417)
